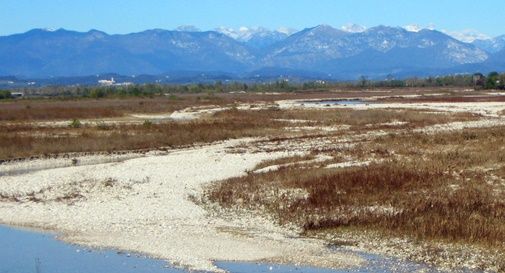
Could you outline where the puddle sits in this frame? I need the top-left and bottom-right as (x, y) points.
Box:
(0, 225), (470, 273)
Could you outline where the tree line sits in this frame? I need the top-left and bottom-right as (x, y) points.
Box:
(4, 72), (505, 99)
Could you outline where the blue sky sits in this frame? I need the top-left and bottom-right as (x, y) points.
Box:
(2, 0), (504, 38)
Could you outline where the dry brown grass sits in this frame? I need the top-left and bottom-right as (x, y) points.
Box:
(207, 125), (505, 250)
(0, 118), (287, 160)
(209, 161), (505, 245)
(0, 103), (475, 159)
(0, 86), (489, 122)
(371, 127), (505, 169)
(0, 96), (224, 121)
(0, 92), (366, 121)
(214, 108), (478, 129)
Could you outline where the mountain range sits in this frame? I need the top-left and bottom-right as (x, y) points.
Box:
(0, 25), (504, 80)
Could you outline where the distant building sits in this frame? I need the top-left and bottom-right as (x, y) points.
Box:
(98, 77), (115, 86)
(11, 92), (24, 98)
(473, 73), (485, 86)
(98, 77), (133, 86)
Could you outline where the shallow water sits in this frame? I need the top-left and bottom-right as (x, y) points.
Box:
(216, 251), (445, 273)
(0, 225), (450, 273)
(0, 225), (184, 273)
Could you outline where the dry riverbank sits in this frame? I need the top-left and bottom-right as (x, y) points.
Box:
(2, 89), (505, 272)
(0, 138), (362, 272)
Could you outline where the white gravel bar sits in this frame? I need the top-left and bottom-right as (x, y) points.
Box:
(0, 138), (362, 272)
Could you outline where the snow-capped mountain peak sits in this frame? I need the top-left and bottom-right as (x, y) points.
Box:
(404, 24), (422, 32)
(341, 23), (367, 33)
(276, 27), (297, 35)
(215, 26), (287, 41)
(443, 29), (490, 43)
(214, 26), (295, 50)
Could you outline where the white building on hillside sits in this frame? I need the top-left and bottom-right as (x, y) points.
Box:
(98, 77), (115, 86)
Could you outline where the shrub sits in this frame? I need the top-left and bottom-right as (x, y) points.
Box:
(68, 119), (82, 128)
(0, 90), (12, 99)
(143, 120), (153, 127)
(89, 89), (106, 98)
